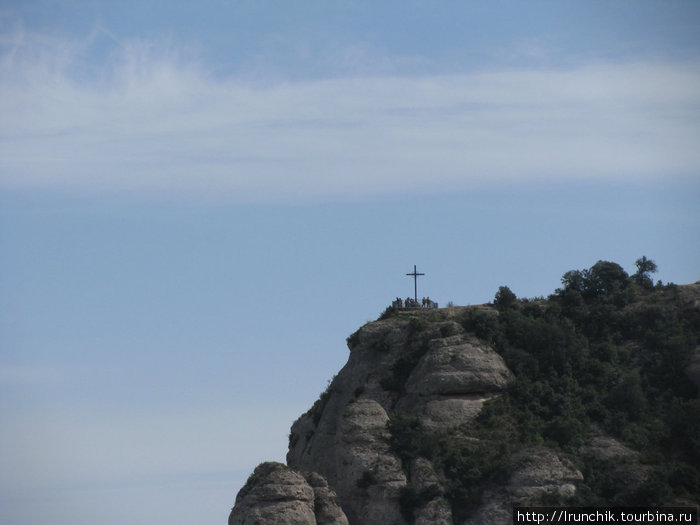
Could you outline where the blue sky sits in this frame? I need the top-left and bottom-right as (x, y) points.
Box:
(1, 1), (699, 524)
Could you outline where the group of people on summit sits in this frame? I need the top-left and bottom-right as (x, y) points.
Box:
(392, 297), (438, 309)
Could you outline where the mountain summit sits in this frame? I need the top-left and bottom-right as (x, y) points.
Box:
(229, 260), (699, 525)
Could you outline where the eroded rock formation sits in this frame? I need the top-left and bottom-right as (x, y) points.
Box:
(229, 283), (700, 524)
(229, 462), (348, 525)
(231, 307), (586, 524)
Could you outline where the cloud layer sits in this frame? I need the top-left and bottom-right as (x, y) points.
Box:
(2, 30), (699, 201)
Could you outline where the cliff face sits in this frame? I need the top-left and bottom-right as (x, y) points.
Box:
(231, 306), (584, 524)
(229, 280), (700, 525)
(286, 309), (517, 525)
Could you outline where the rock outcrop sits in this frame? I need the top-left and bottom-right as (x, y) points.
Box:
(230, 307), (584, 524)
(576, 428), (651, 501)
(284, 309), (520, 524)
(229, 282), (700, 524)
(231, 307), (585, 524)
(229, 462), (348, 525)
(462, 448), (583, 525)
(333, 399), (407, 524)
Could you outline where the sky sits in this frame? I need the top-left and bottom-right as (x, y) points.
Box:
(1, 1), (699, 524)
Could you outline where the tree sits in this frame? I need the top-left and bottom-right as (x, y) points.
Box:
(494, 286), (517, 309)
(582, 261), (629, 298)
(632, 256), (658, 288)
(561, 270), (585, 292)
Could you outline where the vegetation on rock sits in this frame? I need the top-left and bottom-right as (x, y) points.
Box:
(386, 257), (698, 521)
(242, 256), (698, 525)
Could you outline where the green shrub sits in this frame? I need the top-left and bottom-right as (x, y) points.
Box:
(387, 411), (513, 520)
(356, 469), (377, 489)
(408, 317), (427, 335)
(459, 309), (499, 342)
(378, 305), (396, 320)
(398, 483), (442, 523)
(440, 323), (458, 338)
(473, 258), (698, 507)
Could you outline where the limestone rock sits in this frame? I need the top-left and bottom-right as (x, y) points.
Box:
(507, 448), (583, 501)
(285, 309), (517, 525)
(405, 337), (513, 396)
(579, 429), (637, 461)
(334, 399), (407, 525)
(417, 394), (496, 429)
(464, 449), (583, 525)
(231, 286), (700, 524)
(409, 458), (453, 525)
(287, 319), (413, 486)
(414, 499), (454, 525)
(408, 457), (442, 489)
(229, 462), (348, 525)
(304, 471), (351, 525)
(462, 493), (512, 525)
(578, 429), (650, 499)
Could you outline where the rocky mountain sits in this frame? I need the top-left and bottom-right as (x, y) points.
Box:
(229, 261), (699, 525)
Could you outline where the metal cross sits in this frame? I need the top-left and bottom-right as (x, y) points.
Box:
(406, 265), (425, 303)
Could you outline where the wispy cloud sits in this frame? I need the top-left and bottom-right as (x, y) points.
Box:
(2, 29), (699, 202)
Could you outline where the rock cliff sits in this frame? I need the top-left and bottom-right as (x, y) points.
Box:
(229, 280), (699, 524)
(229, 462), (348, 525)
(285, 309), (521, 525)
(230, 306), (583, 524)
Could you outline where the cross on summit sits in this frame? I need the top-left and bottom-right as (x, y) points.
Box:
(406, 265), (424, 303)
(391, 265), (437, 310)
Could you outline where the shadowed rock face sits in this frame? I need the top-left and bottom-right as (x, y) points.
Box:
(232, 307), (582, 525)
(685, 345), (700, 388)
